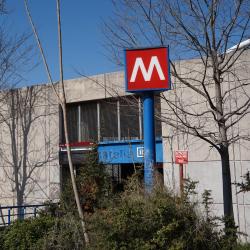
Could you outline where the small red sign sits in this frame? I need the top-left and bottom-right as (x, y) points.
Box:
(125, 47), (171, 92)
(175, 151), (188, 164)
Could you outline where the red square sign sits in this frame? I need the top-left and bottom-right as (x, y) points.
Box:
(174, 151), (188, 164)
(125, 47), (171, 92)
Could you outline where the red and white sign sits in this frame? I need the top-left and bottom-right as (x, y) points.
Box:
(59, 141), (95, 152)
(174, 150), (188, 164)
(125, 47), (170, 92)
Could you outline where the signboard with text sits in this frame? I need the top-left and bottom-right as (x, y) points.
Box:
(174, 150), (188, 164)
(125, 47), (171, 92)
(98, 140), (163, 164)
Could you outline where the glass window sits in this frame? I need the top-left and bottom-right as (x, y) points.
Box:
(80, 102), (98, 142)
(62, 94), (162, 145)
(120, 97), (140, 140)
(66, 104), (78, 143)
(100, 99), (118, 141)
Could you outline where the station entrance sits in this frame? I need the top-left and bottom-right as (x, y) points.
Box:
(59, 139), (164, 192)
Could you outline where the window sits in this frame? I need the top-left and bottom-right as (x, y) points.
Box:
(66, 104), (78, 142)
(62, 95), (162, 144)
(80, 102), (97, 142)
(100, 99), (118, 141)
(120, 97), (140, 140)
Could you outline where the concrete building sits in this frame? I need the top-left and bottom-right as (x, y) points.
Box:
(0, 51), (249, 239)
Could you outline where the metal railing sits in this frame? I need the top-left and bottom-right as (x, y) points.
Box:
(0, 204), (48, 226)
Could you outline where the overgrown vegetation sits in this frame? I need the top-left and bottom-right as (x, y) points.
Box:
(61, 150), (112, 214)
(0, 215), (55, 250)
(0, 161), (249, 249)
(89, 181), (218, 249)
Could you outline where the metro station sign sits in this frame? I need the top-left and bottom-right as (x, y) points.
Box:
(125, 47), (171, 92)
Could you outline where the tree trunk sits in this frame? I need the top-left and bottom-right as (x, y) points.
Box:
(220, 145), (234, 220)
(16, 190), (24, 220)
(56, 0), (89, 245)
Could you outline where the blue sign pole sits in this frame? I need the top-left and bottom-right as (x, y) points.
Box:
(125, 46), (170, 192)
(143, 92), (155, 192)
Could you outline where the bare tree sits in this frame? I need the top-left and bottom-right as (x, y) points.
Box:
(0, 86), (55, 218)
(103, 0), (250, 227)
(24, 0), (89, 245)
(0, 0), (41, 216)
(0, 0), (34, 121)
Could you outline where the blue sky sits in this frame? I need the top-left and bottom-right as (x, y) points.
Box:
(7, 0), (120, 86)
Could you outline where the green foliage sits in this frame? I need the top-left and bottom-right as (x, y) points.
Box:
(202, 189), (213, 220)
(220, 216), (238, 250)
(0, 170), (247, 250)
(39, 201), (61, 217)
(61, 149), (111, 214)
(183, 178), (199, 198)
(0, 213), (86, 250)
(234, 243), (250, 250)
(0, 227), (6, 248)
(1, 215), (55, 250)
(88, 177), (222, 250)
(37, 214), (84, 250)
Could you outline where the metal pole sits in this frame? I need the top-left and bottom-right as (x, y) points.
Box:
(143, 92), (155, 192)
(78, 104), (81, 141)
(22, 207), (25, 220)
(117, 100), (121, 140)
(8, 208), (11, 225)
(138, 97), (143, 140)
(97, 102), (101, 141)
(179, 163), (184, 195)
(34, 207), (37, 218)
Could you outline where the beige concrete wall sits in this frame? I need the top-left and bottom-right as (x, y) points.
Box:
(0, 85), (60, 206)
(63, 71), (130, 103)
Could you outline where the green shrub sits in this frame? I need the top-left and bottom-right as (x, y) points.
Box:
(37, 213), (84, 250)
(1, 171), (247, 249)
(2, 215), (55, 250)
(61, 150), (111, 214)
(0, 226), (6, 248)
(87, 177), (223, 250)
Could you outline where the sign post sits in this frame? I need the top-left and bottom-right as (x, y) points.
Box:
(174, 150), (188, 195)
(143, 92), (155, 191)
(125, 47), (171, 191)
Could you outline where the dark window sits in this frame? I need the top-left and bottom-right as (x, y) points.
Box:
(155, 95), (162, 138)
(120, 97), (140, 140)
(100, 99), (118, 141)
(66, 104), (78, 142)
(80, 102), (97, 142)
(61, 95), (161, 145)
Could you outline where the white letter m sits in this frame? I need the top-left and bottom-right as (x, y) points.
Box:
(130, 56), (165, 82)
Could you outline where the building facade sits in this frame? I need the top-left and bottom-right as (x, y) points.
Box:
(0, 53), (249, 239)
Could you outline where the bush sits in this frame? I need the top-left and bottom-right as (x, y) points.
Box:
(1, 173), (247, 249)
(87, 176), (223, 250)
(61, 150), (111, 214)
(233, 243), (250, 250)
(37, 213), (85, 250)
(1, 215), (55, 250)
